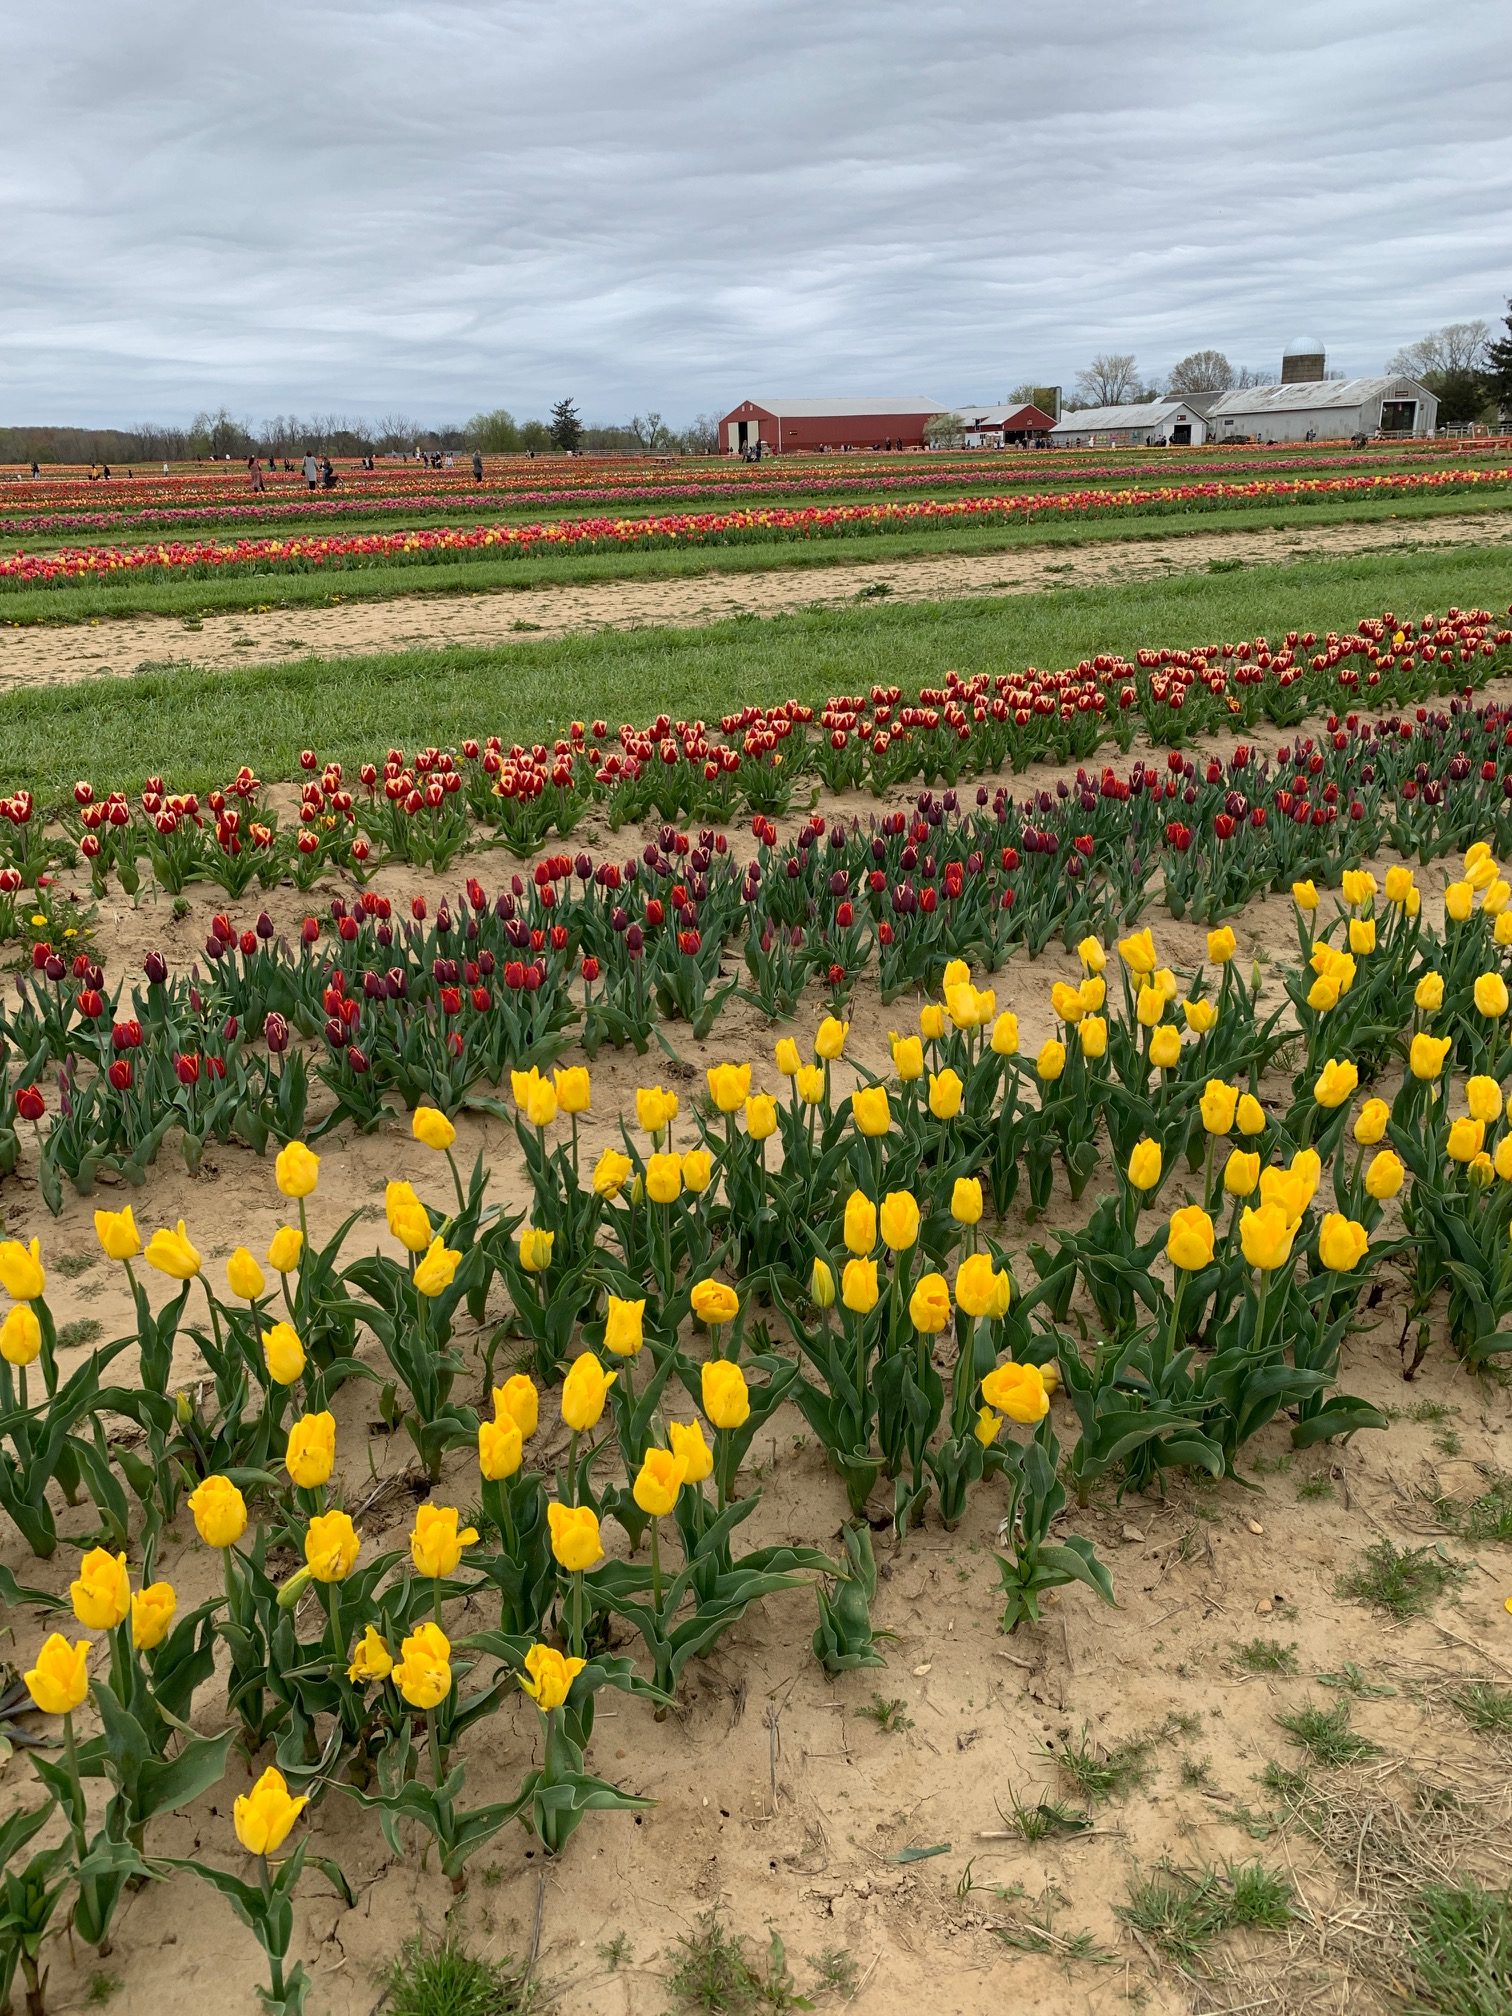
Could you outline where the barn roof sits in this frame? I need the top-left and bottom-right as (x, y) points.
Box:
(1051, 400), (1201, 432)
(953, 404), (1055, 427)
(1206, 376), (1431, 416)
(731, 396), (948, 418)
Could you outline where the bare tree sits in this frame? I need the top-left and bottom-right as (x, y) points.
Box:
(626, 412), (672, 452)
(1232, 364), (1275, 389)
(1389, 320), (1491, 380)
(923, 411), (966, 449)
(1167, 349), (1234, 395)
(679, 412), (720, 454)
(1073, 353), (1140, 406)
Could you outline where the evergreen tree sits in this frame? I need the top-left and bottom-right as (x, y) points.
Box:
(549, 398), (583, 452)
(1487, 300), (1512, 411)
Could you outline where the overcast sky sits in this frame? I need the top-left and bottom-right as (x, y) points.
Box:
(5, 0), (1508, 427)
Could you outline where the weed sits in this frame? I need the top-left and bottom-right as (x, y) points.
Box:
(1296, 1476), (1336, 1501)
(996, 1888), (1116, 1966)
(1051, 1725), (1154, 1803)
(1232, 1637), (1299, 1676)
(854, 1693), (912, 1734)
(1403, 1881), (1512, 2016)
(1337, 1540), (1465, 1618)
(86, 1978), (119, 2006)
(806, 1948), (858, 1997)
(1118, 1859), (1291, 1964)
(1316, 1663), (1395, 1698)
(597, 1930), (632, 1972)
(1001, 1785), (1092, 1841)
(663, 1914), (811, 2014)
(1450, 1681), (1512, 1737)
(382, 1933), (532, 2016)
(54, 1251), (97, 1280)
(171, 895), (190, 922)
(1434, 1430), (1463, 1459)
(1276, 1700), (1383, 1767)
(1180, 1757), (1213, 1788)
(1434, 1472), (1512, 1545)
(57, 1318), (104, 1352)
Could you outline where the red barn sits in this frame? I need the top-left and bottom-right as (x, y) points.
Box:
(719, 397), (948, 455)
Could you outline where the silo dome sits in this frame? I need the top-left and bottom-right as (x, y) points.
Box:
(1284, 337), (1323, 356)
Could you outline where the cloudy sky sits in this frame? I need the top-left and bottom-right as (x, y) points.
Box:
(5, 0), (1508, 427)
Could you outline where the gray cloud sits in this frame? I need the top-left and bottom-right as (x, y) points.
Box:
(4, 0), (1508, 424)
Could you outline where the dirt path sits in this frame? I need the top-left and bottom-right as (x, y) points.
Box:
(2, 510), (1507, 690)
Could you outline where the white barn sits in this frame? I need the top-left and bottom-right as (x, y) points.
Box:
(1050, 399), (1209, 448)
(1204, 376), (1437, 442)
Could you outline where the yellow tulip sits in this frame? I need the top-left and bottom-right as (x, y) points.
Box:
(1167, 1206), (1215, 1272)
(1200, 1080), (1238, 1136)
(517, 1224), (555, 1273)
(774, 1037), (802, 1077)
(954, 1252), (1001, 1319)
(1467, 1076), (1503, 1124)
(393, 1622), (453, 1708)
(1149, 1026), (1181, 1070)
(1384, 865), (1415, 906)
(1292, 880), (1318, 912)
(603, 1295), (645, 1357)
(879, 1190), (920, 1252)
(1136, 985), (1164, 1029)
(1307, 976), (1341, 1014)
(632, 1446), (688, 1519)
(906, 1271), (949, 1334)
(131, 1582), (176, 1652)
(844, 1190), (878, 1256)
(1353, 1098), (1390, 1146)
(226, 1247), (266, 1300)
(842, 1257), (879, 1315)
(519, 1642), (587, 1712)
(188, 1475), (247, 1548)
(347, 1624), (393, 1685)
(305, 1509), (361, 1583)
(1118, 928), (1157, 976)
(919, 1004), (946, 1040)
(707, 1062), (752, 1113)
(267, 1224), (305, 1272)
(951, 1177), (983, 1227)
(701, 1359), (751, 1429)
(991, 1011), (1019, 1055)
(981, 1361), (1048, 1424)
(554, 1065), (592, 1114)
(1237, 1093), (1266, 1136)
(234, 1765), (309, 1855)
(1127, 1138), (1162, 1191)
(1223, 1149), (1260, 1197)
(815, 1016), (849, 1061)
(668, 1417), (715, 1483)
(144, 1221), (200, 1281)
(1365, 1149), (1404, 1200)
(411, 1106), (456, 1152)
(942, 959), (971, 991)
(1075, 1015), (1106, 1058)
(1183, 998), (1218, 1035)
(1314, 1058), (1359, 1109)
(525, 1079), (558, 1130)
(262, 1321), (306, 1386)
(975, 1407), (1003, 1448)
(561, 1352), (617, 1431)
(479, 1415), (523, 1481)
(1445, 881), (1473, 922)
(795, 1065), (826, 1105)
(1414, 971), (1445, 1012)
(285, 1411), (336, 1489)
(1341, 868), (1377, 909)
(24, 1634), (91, 1716)
(409, 1504), (479, 1577)
(808, 1253), (838, 1311)
(1447, 1117), (1486, 1164)
(1498, 912), (1512, 947)
(413, 1237), (462, 1297)
(1317, 1214), (1368, 1272)
(635, 1085), (678, 1134)
(494, 1374), (539, 1439)
(0, 1304), (41, 1367)
(548, 1501), (607, 1573)
(274, 1141), (319, 1200)
(851, 1085), (891, 1137)
(0, 1237), (43, 1303)
(1207, 926), (1237, 964)
(1050, 981), (1085, 1026)
(1475, 972), (1510, 1019)
(592, 1147), (633, 1197)
(1409, 1033), (1452, 1081)
(745, 1093), (777, 1140)
(70, 1547), (130, 1631)
(93, 1206), (141, 1263)
(1349, 918), (1376, 956)
(927, 1070), (963, 1121)
(1240, 1202), (1296, 1272)
(1077, 935), (1107, 974)
(1037, 1039), (1066, 1081)
(890, 1033), (924, 1081)
(691, 1279), (739, 1327)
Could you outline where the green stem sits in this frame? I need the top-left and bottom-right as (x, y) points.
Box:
(649, 1516), (663, 1614)
(61, 1712), (88, 1861)
(260, 1857), (286, 2001)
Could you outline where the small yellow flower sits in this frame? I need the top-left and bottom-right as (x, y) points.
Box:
(547, 1501), (605, 1572)
(1353, 1098), (1389, 1146)
(1127, 1138), (1162, 1191)
(668, 1417), (715, 1482)
(691, 1278), (740, 1327)
(262, 1321), (306, 1386)
(706, 1062), (752, 1114)
(815, 1016), (849, 1061)
(413, 1237), (462, 1297)
(70, 1547), (130, 1631)
(981, 1361), (1048, 1424)
(745, 1093), (777, 1141)
(188, 1475), (247, 1549)
(951, 1177), (983, 1227)
(0, 1304), (42, 1367)
(701, 1359), (751, 1429)
(890, 1033), (924, 1080)
(347, 1624), (393, 1685)
(603, 1295), (645, 1357)
(1313, 1058), (1359, 1109)
(267, 1224), (305, 1272)
(24, 1634), (91, 1716)
(93, 1207), (141, 1263)
(850, 1085), (891, 1137)
(927, 1069), (963, 1120)
(274, 1141), (320, 1199)
(494, 1374), (539, 1438)
(1206, 926), (1237, 964)
(304, 1510), (361, 1583)
(554, 1065), (591, 1114)
(517, 1225), (555, 1273)
(411, 1106), (456, 1152)
(226, 1246), (266, 1300)
(1037, 1039), (1066, 1081)
(842, 1256), (879, 1314)
(479, 1414), (523, 1480)
(131, 1581), (177, 1652)
(632, 1445), (689, 1519)
(1149, 1026), (1181, 1070)
(145, 1221), (200, 1281)
(561, 1351), (617, 1431)
(393, 1622), (452, 1708)
(285, 1411), (336, 1489)
(592, 1147), (633, 1197)
(991, 1012), (1019, 1055)
(795, 1064), (826, 1105)
(879, 1190), (920, 1252)
(519, 1642), (587, 1712)
(409, 1504), (478, 1578)
(1167, 1206), (1215, 1272)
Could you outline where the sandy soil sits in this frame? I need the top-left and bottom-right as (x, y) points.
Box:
(1, 511), (1508, 691)
(4, 714), (1512, 2016)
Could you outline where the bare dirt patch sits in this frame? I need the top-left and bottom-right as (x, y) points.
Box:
(0, 512), (1506, 692)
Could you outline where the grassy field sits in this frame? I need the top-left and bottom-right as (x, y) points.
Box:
(4, 541), (1510, 798)
(2, 487), (1509, 628)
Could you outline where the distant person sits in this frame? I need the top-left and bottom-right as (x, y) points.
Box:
(303, 450), (319, 490)
(29, 461), (39, 478)
(248, 456), (265, 492)
(321, 457), (337, 488)
(162, 460), (170, 476)
(472, 449), (483, 482)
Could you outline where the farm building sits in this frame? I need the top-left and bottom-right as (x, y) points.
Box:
(1203, 375), (1437, 441)
(719, 397), (947, 454)
(952, 403), (1058, 447)
(1049, 399), (1210, 448)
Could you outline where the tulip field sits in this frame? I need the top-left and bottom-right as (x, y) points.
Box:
(4, 575), (1512, 2015)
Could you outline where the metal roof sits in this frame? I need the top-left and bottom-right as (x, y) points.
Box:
(1051, 400), (1202, 432)
(953, 404), (1054, 427)
(1207, 376), (1431, 416)
(731, 396), (948, 418)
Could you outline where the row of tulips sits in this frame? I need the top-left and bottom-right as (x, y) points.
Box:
(4, 467), (1509, 591)
(4, 444), (1489, 541)
(9, 857), (1512, 2004)
(5, 604), (1507, 891)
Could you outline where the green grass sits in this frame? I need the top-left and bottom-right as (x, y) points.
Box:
(1051, 1724), (1156, 1803)
(1276, 1699), (1383, 1766)
(1451, 1681), (1512, 1736)
(1434, 1473), (1512, 1544)
(1117, 1859), (1292, 1965)
(1403, 1883), (1512, 2016)
(1336, 1540), (1467, 1618)
(4, 541), (1511, 800)
(662, 1914), (810, 2013)
(1231, 1637), (1299, 1676)
(380, 1934), (532, 2016)
(0, 486), (1507, 627)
